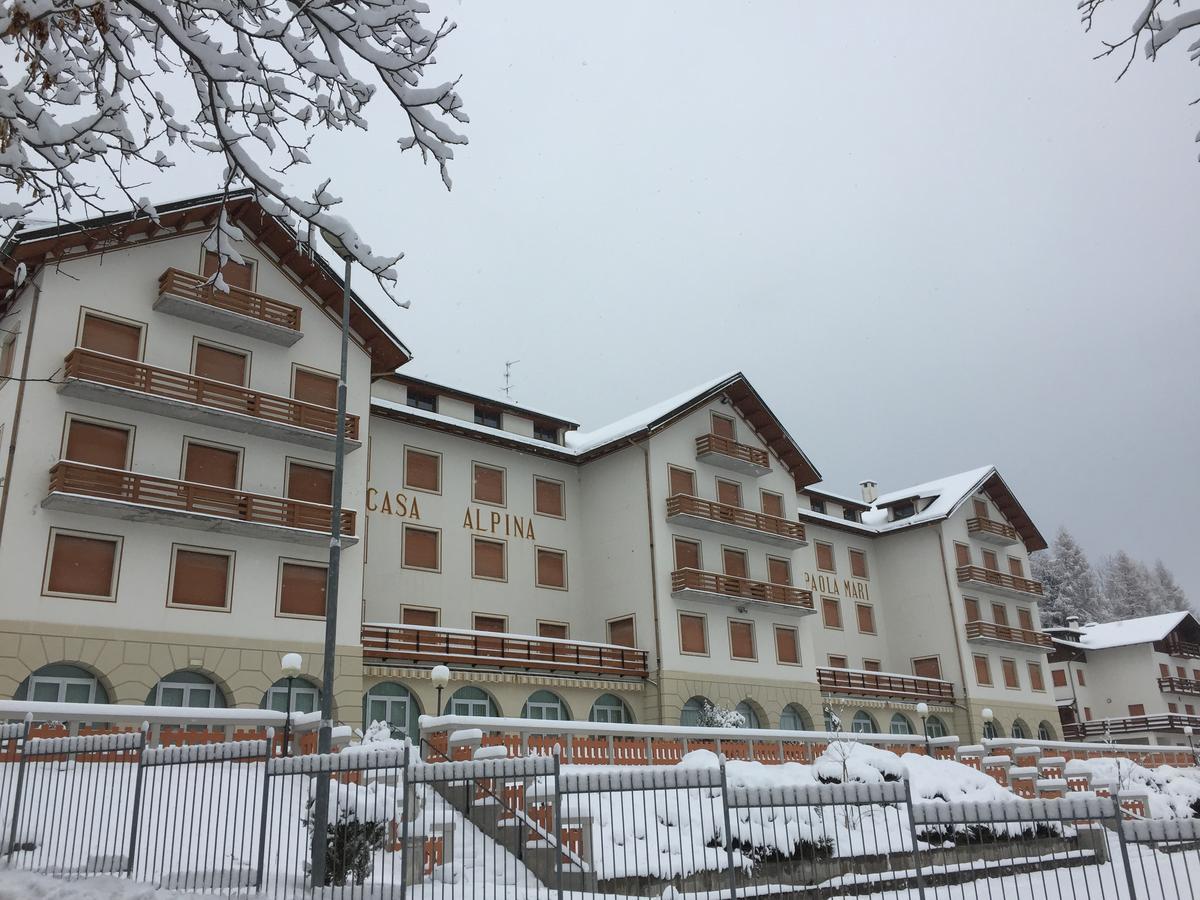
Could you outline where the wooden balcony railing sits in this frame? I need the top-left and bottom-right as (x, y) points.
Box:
(956, 565), (1044, 597)
(159, 268), (302, 331)
(1063, 714), (1200, 740)
(47, 461), (354, 535)
(666, 495), (805, 542)
(965, 620), (1054, 649)
(1158, 677), (1200, 696)
(64, 348), (359, 440)
(671, 567), (814, 610)
(816, 667), (955, 703)
(1156, 638), (1200, 659)
(695, 433), (770, 469)
(966, 517), (1018, 542)
(362, 624), (648, 679)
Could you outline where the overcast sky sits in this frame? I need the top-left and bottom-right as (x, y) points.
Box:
(152, 2), (1200, 597)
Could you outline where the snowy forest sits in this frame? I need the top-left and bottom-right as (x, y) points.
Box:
(1030, 529), (1193, 626)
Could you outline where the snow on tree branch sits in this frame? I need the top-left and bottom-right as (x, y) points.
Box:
(0, 0), (468, 299)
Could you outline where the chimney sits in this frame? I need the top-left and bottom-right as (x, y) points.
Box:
(1066, 615), (1080, 631)
(859, 480), (878, 505)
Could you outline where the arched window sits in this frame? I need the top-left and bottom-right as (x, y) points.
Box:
(851, 711), (878, 734)
(147, 670), (226, 708)
(780, 704), (812, 731)
(589, 694), (633, 724)
(1010, 719), (1029, 740)
(17, 664), (109, 704)
(823, 706), (843, 733)
(445, 686), (498, 717)
(522, 690), (568, 721)
(363, 682), (421, 739)
(680, 696), (711, 727)
(735, 701), (761, 729)
(982, 719), (1002, 740)
(1038, 720), (1056, 742)
(261, 677), (320, 714)
(925, 715), (949, 739)
(889, 713), (914, 735)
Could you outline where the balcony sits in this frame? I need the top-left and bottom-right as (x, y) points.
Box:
(694, 433), (771, 477)
(42, 461), (356, 546)
(957, 565), (1044, 600)
(965, 620), (1053, 651)
(817, 667), (955, 704)
(966, 517), (1019, 546)
(1155, 637), (1200, 659)
(1063, 714), (1200, 740)
(670, 567), (815, 616)
(665, 495), (806, 548)
(1158, 677), (1200, 697)
(362, 624), (648, 679)
(155, 268), (303, 346)
(59, 348), (360, 451)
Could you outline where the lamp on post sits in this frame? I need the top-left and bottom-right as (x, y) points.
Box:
(981, 707), (994, 743)
(280, 653), (303, 757)
(431, 665), (451, 714)
(1185, 725), (1197, 765)
(916, 702), (930, 756)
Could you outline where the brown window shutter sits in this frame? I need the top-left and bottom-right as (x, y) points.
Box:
(767, 557), (791, 585)
(729, 621), (755, 659)
(80, 314), (141, 360)
(816, 543), (835, 572)
(65, 420), (129, 469)
(722, 548), (748, 579)
(673, 538), (700, 571)
(913, 657), (942, 679)
(1002, 659), (1018, 688)
(822, 597), (841, 628)
(864, 659), (882, 672)
(668, 466), (695, 497)
(849, 549), (868, 579)
(1, 336), (15, 378)
(536, 548), (566, 588)
(1077, 669), (1086, 686)
(1052, 669), (1067, 687)
(973, 499), (988, 519)
(474, 615), (506, 633)
(202, 251), (254, 290)
(1008, 557), (1024, 577)
(856, 604), (875, 634)
(774, 627), (799, 664)
(954, 543), (971, 567)
(184, 443), (239, 488)
(608, 617), (635, 647)
(171, 549), (230, 608)
(473, 465), (505, 505)
(403, 527), (439, 570)
(1129, 704), (1146, 717)
(1028, 663), (1045, 691)
(287, 463), (333, 506)
(982, 549), (998, 570)
(716, 480), (741, 507)
(964, 597), (980, 621)
(279, 563), (327, 617)
(534, 478), (564, 516)
(538, 622), (568, 639)
(473, 538), (505, 579)
(193, 344), (247, 386)
(402, 607), (439, 626)
(679, 614), (707, 654)
(992, 604), (1008, 627)
(1159, 663), (1170, 678)
(404, 449), (440, 493)
(760, 492), (784, 518)
(710, 414), (735, 439)
(974, 655), (992, 685)
(293, 370), (338, 408)
(1018, 608), (1034, 632)
(1179, 666), (1188, 679)
(47, 534), (118, 596)
(828, 655), (848, 669)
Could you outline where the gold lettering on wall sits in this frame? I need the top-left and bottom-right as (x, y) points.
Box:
(462, 506), (536, 541)
(366, 487), (422, 520)
(802, 572), (869, 602)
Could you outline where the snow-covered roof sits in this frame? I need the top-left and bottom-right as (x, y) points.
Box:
(387, 372), (579, 427)
(1062, 611), (1194, 651)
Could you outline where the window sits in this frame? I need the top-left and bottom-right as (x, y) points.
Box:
(202, 249), (254, 289)
(710, 412), (736, 439)
(403, 448), (441, 493)
(735, 701), (760, 729)
(607, 616), (636, 647)
(22, 664), (108, 704)
(263, 678), (319, 714)
(1076, 669), (1086, 686)
(766, 556), (791, 585)
(278, 561), (327, 618)
(1178, 666), (1187, 678)
(1018, 608), (1034, 632)
(1169, 703), (1179, 713)
(889, 713), (914, 735)
(926, 716), (949, 739)
(1052, 668), (1068, 687)
(473, 614), (507, 632)
(815, 542), (836, 573)
(523, 690), (567, 720)
(472, 537), (506, 581)
(183, 440), (240, 488)
(402, 525), (440, 572)
(292, 368), (337, 408)
(855, 603), (876, 634)
(401, 606), (439, 626)
(0, 333), (15, 380)
(151, 670), (224, 708)
(728, 620), (756, 660)
(673, 537), (701, 571)
(780, 704), (811, 730)
(981, 548), (999, 571)
(1008, 556), (1024, 578)
(716, 478), (742, 507)
(1084, 708), (1093, 721)
(1159, 662), (1171, 677)
(810, 498), (827, 515)
(964, 597), (980, 621)
(680, 696), (711, 727)
(1129, 704), (1146, 717)
(474, 406), (501, 429)
(447, 687), (497, 717)
(843, 508), (860, 523)
(774, 626), (800, 665)
(168, 546), (233, 610)
(44, 530), (121, 600)
(848, 548), (868, 580)
(679, 613), (708, 655)
(891, 500), (916, 520)
(974, 654), (992, 686)
(79, 312), (142, 359)
(1028, 662), (1045, 692)
(537, 621), (569, 639)
(533, 422), (559, 444)
(822, 597), (842, 629)
(286, 461), (333, 506)
(193, 342), (248, 386)
(851, 711), (878, 734)
(64, 417), (131, 469)
(668, 466), (696, 497)
(760, 491), (784, 518)
(534, 477), (564, 517)
(1001, 658), (1019, 689)
(954, 543), (971, 567)
(589, 694), (633, 724)
(472, 463), (505, 506)
(1189, 705), (1197, 716)
(535, 547), (567, 589)
(982, 720), (1000, 740)
(973, 498), (988, 518)
(406, 389), (437, 412)
(991, 604), (1009, 627)
(863, 659), (882, 672)
(912, 657), (942, 679)
(828, 654), (848, 668)
(722, 547), (748, 578)
(364, 683), (419, 739)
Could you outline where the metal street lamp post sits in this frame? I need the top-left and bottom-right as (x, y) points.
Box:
(280, 652), (303, 757)
(916, 702), (930, 756)
(431, 665), (451, 717)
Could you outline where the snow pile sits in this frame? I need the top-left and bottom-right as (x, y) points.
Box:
(0, 871), (205, 899)
(1066, 757), (1200, 819)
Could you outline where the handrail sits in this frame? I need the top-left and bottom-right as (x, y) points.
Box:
(671, 567), (814, 609)
(1063, 714), (1200, 739)
(966, 517), (1018, 542)
(1156, 637), (1200, 659)
(956, 565), (1044, 597)
(694, 433), (770, 469)
(964, 620), (1053, 649)
(816, 666), (955, 702)
(64, 348), (359, 439)
(666, 494), (805, 541)
(47, 460), (355, 535)
(1157, 676), (1200, 696)
(159, 267), (302, 330)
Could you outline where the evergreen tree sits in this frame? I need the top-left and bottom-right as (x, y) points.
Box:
(1150, 560), (1190, 615)
(1099, 551), (1156, 620)
(1034, 528), (1103, 626)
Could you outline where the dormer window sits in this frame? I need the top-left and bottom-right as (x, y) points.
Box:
(406, 389), (437, 413)
(891, 500), (916, 520)
(474, 406), (501, 429)
(810, 498), (826, 515)
(533, 421), (559, 444)
(843, 508), (860, 523)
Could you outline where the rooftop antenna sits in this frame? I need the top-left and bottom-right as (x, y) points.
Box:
(503, 360), (520, 401)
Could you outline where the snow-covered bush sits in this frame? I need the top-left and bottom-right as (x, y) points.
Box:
(305, 778), (396, 886)
(697, 702), (746, 729)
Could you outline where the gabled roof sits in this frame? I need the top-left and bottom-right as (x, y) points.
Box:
(0, 190), (411, 373)
(1050, 611), (1197, 652)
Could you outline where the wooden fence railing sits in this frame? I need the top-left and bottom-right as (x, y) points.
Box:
(816, 666), (955, 703)
(956, 565), (1045, 597)
(666, 495), (805, 541)
(965, 620), (1053, 649)
(159, 268), (302, 331)
(694, 433), (770, 469)
(671, 567), (814, 610)
(966, 516), (1018, 542)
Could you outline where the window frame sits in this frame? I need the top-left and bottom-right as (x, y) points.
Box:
(166, 543), (235, 612)
(727, 618), (757, 661)
(200, 248), (257, 290)
(821, 596), (843, 630)
(275, 558), (329, 620)
(190, 337), (251, 386)
(710, 411), (737, 439)
(473, 406), (502, 429)
(974, 654), (993, 687)
(536, 620), (570, 640)
(472, 613), (509, 633)
(678, 611), (709, 657)
(606, 615), (636, 648)
(759, 489), (786, 518)
(403, 446), (443, 495)
(289, 363), (339, 408)
(766, 555), (792, 586)
(721, 545), (749, 578)
(42, 527), (123, 602)
(855, 602), (877, 635)
(471, 461), (507, 507)
(1001, 657), (1020, 690)
(827, 654), (848, 669)
(284, 457), (335, 506)
(714, 477), (743, 508)
(773, 625), (801, 666)
(1027, 661), (1046, 692)
(911, 656), (943, 680)
(815, 541), (837, 573)
(471, 535), (508, 582)
(401, 524), (442, 573)
(672, 536), (702, 571)
(848, 547), (869, 580)
(532, 475), (566, 519)
(534, 546), (568, 591)
(666, 464), (698, 497)
(179, 436), (244, 488)
(405, 388), (438, 413)
(61, 412), (135, 470)
(400, 605), (440, 626)
(76, 307), (147, 361)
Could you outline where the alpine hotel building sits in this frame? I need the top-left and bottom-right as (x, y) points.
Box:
(0, 194), (1067, 745)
